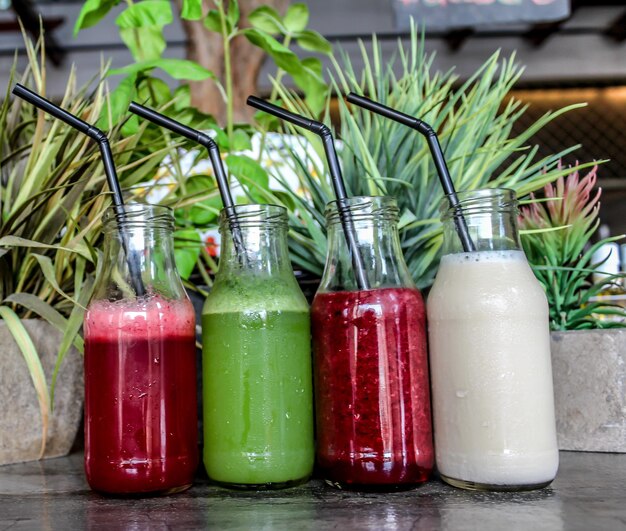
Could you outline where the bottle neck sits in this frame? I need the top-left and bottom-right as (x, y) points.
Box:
(441, 188), (522, 256)
(319, 196), (415, 293)
(95, 205), (185, 301)
(216, 205), (294, 280)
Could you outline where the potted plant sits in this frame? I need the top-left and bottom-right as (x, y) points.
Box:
(519, 165), (626, 452)
(0, 36), (169, 465)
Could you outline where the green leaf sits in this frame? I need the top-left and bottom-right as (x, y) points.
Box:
(271, 191), (297, 211)
(119, 26), (166, 62)
(0, 305), (50, 458)
(121, 114), (140, 136)
(226, 154), (269, 189)
(520, 225), (571, 236)
(232, 129), (252, 152)
(296, 29), (333, 55)
(290, 62), (328, 117)
(109, 59), (214, 80)
(31, 254), (80, 306)
(0, 236), (92, 260)
(242, 28), (299, 72)
(227, 0), (240, 29)
(174, 229), (202, 280)
(181, 0), (203, 20)
(253, 32), (327, 115)
(253, 109), (280, 131)
(284, 3), (309, 33)
(4, 293), (83, 352)
(157, 58), (216, 80)
(50, 276), (94, 403)
(185, 175), (222, 225)
(247, 6), (285, 34)
(167, 107), (218, 133)
(174, 85), (192, 110)
(115, 1), (172, 28)
(300, 57), (323, 76)
(137, 76), (172, 103)
(97, 74), (137, 129)
(209, 123), (231, 151)
(74, 0), (119, 36)
(204, 9), (230, 34)
(114, 2), (172, 61)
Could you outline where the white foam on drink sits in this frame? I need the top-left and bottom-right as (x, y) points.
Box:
(427, 249), (559, 486)
(443, 249), (524, 264)
(85, 296), (196, 340)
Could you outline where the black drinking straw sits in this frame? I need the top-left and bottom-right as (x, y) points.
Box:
(12, 83), (146, 296)
(346, 93), (475, 253)
(127, 102), (247, 260)
(246, 95), (369, 290)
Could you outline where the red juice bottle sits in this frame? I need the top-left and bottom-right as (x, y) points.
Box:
(312, 196), (433, 490)
(83, 205), (198, 495)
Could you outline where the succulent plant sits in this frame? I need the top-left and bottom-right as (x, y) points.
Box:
(519, 164), (626, 330)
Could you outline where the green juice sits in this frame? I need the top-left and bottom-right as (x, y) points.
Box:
(202, 278), (314, 486)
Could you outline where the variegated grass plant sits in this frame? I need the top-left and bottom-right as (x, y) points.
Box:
(0, 37), (172, 456)
(258, 23), (597, 289)
(519, 165), (626, 330)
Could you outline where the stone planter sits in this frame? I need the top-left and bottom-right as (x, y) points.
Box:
(551, 328), (626, 452)
(0, 320), (83, 466)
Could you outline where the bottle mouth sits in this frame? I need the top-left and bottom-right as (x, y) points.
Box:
(220, 204), (288, 228)
(325, 196), (399, 224)
(441, 188), (518, 220)
(103, 204), (174, 231)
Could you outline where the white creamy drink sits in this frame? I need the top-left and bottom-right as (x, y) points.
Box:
(428, 249), (559, 489)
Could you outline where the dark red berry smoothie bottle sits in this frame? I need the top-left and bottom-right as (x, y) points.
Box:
(84, 205), (198, 495)
(312, 196), (433, 490)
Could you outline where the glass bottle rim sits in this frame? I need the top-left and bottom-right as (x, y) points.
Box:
(440, 188), (518, 220)
(219, 203), (288, 228)
(325, 195), (399, 225)
(103, 203), (174, 232)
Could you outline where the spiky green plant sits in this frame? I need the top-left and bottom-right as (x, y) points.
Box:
(0, 36), (172, 455)
(519, 165), (625, 330)
(261, 24), (596, 288)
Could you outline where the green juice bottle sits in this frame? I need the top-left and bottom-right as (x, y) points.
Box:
(202, 205), (314, 488)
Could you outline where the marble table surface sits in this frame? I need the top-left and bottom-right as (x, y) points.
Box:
(0, 451), (624, 530)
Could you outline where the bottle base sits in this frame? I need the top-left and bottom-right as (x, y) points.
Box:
(440, 474), (553, 492)
(211, 476), (310, 491)
(92, 483), (193, 498)
(324, 479), (426, 492)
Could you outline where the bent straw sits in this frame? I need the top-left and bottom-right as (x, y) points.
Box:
(246, 96), (369, 290)
(346, 93), (475, 253)
(12, 83), (146, 296)
(128, 102), (247, 261)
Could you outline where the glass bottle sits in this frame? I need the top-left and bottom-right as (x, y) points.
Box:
(427, 188), (559, 491)
(312, 196), (434, 490)
(202, 204), (314, 489)
(83, 204), (198, 495)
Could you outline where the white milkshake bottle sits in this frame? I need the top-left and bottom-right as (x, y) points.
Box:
(427, 188), (559, 491)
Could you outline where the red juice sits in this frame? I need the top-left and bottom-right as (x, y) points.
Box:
(312, 287), (433, 489)
(84, 297), (198, 495)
